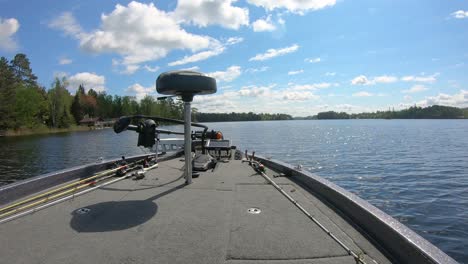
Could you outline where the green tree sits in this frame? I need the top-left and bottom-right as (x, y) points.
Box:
(0, 57), (16, 130)
(14, 84), (47, 128)
(71, 92), (83, 124)
(48, 78), (73, 128)
(10, 53), (37, 87)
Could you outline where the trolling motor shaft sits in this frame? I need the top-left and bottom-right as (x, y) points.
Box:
(156, 70), (217, 184)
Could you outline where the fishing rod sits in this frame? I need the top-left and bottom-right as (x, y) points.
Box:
(0, 157), (149, 216)
(0, 173), (132, 224)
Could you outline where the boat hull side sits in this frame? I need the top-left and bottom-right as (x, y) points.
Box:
(255, 155), (457, 264)
(0, 152), (182, 207)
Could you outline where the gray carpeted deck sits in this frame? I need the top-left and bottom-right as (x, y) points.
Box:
(0, 158), (392, 264)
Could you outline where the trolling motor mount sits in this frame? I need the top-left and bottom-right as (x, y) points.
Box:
(156, 70), (217, 184)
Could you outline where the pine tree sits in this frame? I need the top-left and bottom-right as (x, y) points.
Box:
(0, 57), (16, 130)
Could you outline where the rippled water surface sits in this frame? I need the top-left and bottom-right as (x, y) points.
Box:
(0, 120), (467, 262)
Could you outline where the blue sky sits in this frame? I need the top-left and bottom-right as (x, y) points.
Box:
(1, 0), (467, 116)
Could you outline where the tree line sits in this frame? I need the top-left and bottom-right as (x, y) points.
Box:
(195, 112), (293, 122)
(0, 53), (185, 131)
(313, 105), (468, 120)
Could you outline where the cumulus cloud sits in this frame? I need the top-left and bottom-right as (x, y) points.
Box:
(419, 90), (468, 108)
(249, 44), (299, 61)
(288, 69), (303, 75)
(351, 75), (372, 85)
(451, 10), (468, 19)
(207, 65), (241, 82)
(49, 2), (218, 71)
(59, 57), (72, 65)
(126, 83), (154, 100)
(305, 57), (321, 63)
(174, 0), (249, 29)
(0, 17), (20, 51)
(402, 85), (428, 94)
(282, 91), (318, 100)
(193, 91), (240, 112)
(252, 16), (276, 32)
(121, 64), (140, 75)
(352, 91), (373, 97)
(238, 84), (319, 101)
(238, 84), (274, 97)
(247, 0), (336, 14)
(67, 72), (106, 93)
(351, 75), (398, 85)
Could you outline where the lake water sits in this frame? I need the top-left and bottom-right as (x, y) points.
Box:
(0, 120), (467, 263)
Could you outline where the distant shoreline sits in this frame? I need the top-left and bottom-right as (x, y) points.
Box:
(0, 126), (93, 137)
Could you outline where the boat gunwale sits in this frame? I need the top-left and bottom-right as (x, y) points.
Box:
(254, 155), (458, 264)
(0, 151), (183, 207)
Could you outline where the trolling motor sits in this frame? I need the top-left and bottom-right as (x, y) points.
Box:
(113, 71), (217, 184)
(157, 71), (217, 184)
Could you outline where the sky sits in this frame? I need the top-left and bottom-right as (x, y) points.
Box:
(0, 0), (467, 116)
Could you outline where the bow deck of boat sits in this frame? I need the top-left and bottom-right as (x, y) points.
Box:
(0, 156), (392, 264)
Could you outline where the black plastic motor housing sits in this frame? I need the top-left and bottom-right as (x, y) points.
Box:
(137, 119), (157, 148)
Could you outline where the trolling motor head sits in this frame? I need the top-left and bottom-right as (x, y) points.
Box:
(156, 70), (217, 102)
(113, 116), (132, 133)
(157, 70), (217, 184)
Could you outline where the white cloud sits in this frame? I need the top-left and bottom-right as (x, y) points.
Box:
(193, 91), (240, 112)
(168, 37), (242, 66)
(207, 65), (241, 82)
(246, 66), (270, 73)
(49, 3), (216, 70)
(451, 10), (468, 19)
(325, 72), (336, 76)
(181, 66), (200, 71)
(402, 84), (428, 94)
(351, 75), (372, 85)
(288, 69), (303, 75)
(252, 16), (276, 32)
(168, 45), (225, 66)
(351, 74), (398, 85)
(352, 91), (373, 97)
(373, 75), (398, 83)
(59, 57), (72, 65)
(289, 83), (333, 90)
(0, 17), (20, 51)
(247, 0), (336, 14)
(225, 37), (244, 45)
(404, 95), (412, 101)
(249, 44), (299, 61)
(419, 90), (468, 108)
(305, 57), (321, 63)
(121, 64), (140, 75)
(238, 84), (274, 97)
(401, 74), (438, 83)
(174, 0), (249, 29)
(282, 91), (319, 101)
(126, 83), (154, 100)
(49, 12), (85, 39)
(144, 65), (160, 73)
(67, 72), (106, 93)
